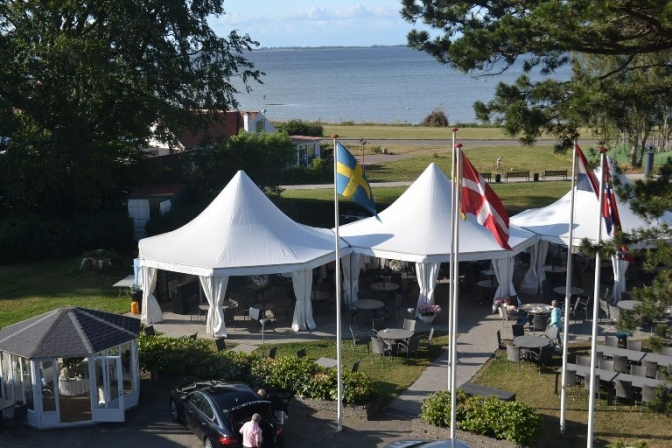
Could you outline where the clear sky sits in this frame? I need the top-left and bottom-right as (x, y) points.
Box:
(211, 1), (428, 48)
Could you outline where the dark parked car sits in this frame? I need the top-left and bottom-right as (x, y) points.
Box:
(170, 380), (282, 448)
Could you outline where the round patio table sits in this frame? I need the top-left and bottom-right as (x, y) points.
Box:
(370, 282), (400, 292)
(352, 299), (385, 310)
(617, 300), (642, 311)
(520, 303), (552, 314)
(476, 279), (498, 289)
(514, 335), (551, 349)
(376, 328), (414, 342)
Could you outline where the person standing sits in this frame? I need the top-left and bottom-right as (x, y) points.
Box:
(495, 156), (502, 170)
(550, 299), (563, 346)
(240, 413), (263, 448)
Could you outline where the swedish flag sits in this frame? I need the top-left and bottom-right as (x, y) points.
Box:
(336, 142), (377, 216)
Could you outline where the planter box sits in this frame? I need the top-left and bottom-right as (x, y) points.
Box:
(291, 396), (384, 420)
(411, 419), (519, 448)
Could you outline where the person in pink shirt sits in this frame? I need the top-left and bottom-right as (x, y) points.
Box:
(239, 413), (263, 448)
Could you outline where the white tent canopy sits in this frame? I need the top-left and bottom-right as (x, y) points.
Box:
(511, 160), (672, 300)
(138, 170), (350, 333)
(338, 163), (538, 308)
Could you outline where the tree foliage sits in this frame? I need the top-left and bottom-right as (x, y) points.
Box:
(275, 119), (323, 137)
(401, 1), (672, 156)
(420, 109), (449, 127)
(0, 1), (262, 217)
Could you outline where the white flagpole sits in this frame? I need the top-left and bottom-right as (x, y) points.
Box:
(560, 140), (578, 433)
(448, 128), (458, 391)
(587, 148), (607, 448)
(449, 142), (463, 440)
(332, 135), (344, 431)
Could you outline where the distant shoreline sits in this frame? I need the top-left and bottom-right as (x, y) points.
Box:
(256, 44), (408, 51)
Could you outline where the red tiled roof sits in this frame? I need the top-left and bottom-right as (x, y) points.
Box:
(129, 183), (187, 198)
(177, 111), (249, 149)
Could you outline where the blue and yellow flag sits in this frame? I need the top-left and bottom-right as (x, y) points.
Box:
(336, 142), (377, 216)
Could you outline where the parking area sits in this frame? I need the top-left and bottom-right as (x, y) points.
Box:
(0, 376), (414, 448)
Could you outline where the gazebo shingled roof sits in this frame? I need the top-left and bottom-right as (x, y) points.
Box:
(0, 307), (140, 359)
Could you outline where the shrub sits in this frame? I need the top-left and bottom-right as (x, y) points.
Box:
(137, 336), (379, 405)
(420, 109), (449, 127)
(421, 390), (542, 446)
(275, 119), (323, 137)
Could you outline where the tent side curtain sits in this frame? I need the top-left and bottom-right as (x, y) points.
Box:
(341, 253), (362, 305)
(141, 267), (164, 324)
(200, 276), (229, 337)
(291, 269), (316, 332)
(414, 262), (440, 313)
(492, 256), (518, 308)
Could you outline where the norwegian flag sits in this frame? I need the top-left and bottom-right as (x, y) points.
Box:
(575, 144), (600, 193)
(460, 151), (512, 250)
(603, 157), (622, 237)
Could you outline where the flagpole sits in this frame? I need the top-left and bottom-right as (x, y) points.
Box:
(560, 140), (579, 433)
(332, 135), (344, 432)
(450, 142), (463, 440)
(587, 148), (607, 448)
(448, 128), (458, 392)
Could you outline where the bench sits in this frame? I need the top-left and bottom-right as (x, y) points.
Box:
(505, 170), (530, 182)
(543, 169), (568, 180)
(458, 382), (516, 401)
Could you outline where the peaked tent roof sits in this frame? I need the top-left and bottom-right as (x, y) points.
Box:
(338, 163), (538, 263)
(0, 307), (140, 359)
(139, 170), (349, 276)
(510, 162), (672, 246)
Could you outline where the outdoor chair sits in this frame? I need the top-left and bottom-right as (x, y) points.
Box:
(630, 365), (647, 377)
(563, 369), (579, 399)
(402, 318), (416, 333)
(496, 330), (506, 354)
(608, 304), (621, 330)
(583, 373), (601, 402)
(214, 337), (227, 352)
(357, 308), (373, 330)
(627, 340), (643, 352)
(188, 295), (204, 323)
(350, 326), (370, 353)
(351, 360), (360, 373)
(614, 379), (634, 410)
(370, 337), (392, 362)
(576, 355), (591, 367)
(643, 360), (658, 378)
(605, 335), (619, 347)
(187, 332), (198, 340)
(599, 299), (610, 324)
(267, 347), (277, 360)
(529, 345), (553, 374)
(612, 354), (628, 373)
(512, 323), (525, 337)
(372, 317), (386, 334)
(639, 384), (656, 412)
(296, 348), (306, 358)
(531, 314), (548, 334)
(397, 336), (419, 359)
(499, 306), (511, 327)
(571, 295), (590, 322)
(144, 325), (156, 337)
(600, 359), (614, 372)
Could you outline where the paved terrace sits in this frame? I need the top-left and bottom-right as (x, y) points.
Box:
(130, 282), (623, 418)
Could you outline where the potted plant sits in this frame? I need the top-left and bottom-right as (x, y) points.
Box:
(418, 303), (442, 324)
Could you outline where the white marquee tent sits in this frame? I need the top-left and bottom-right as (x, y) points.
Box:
(138, 171), (350, 335)
(338, 163), (538, 309)
(511, 159), (672, 301)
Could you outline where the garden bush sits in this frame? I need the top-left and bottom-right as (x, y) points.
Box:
(138, 334), (379, 405)
(421, 389), (542, 446)
(275, 119), (323, 137)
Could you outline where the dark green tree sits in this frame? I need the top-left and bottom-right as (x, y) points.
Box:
(188, 131), (296, 200)
(401, 1), (672, 157)
(275, 119), (323, 137)
(0, 1), (262, 217)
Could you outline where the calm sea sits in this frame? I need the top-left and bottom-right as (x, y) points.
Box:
(231, 46), (569, 125)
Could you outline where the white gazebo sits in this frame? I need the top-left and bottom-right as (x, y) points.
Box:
(338, 163), (538, 310)
(138, 171), (350, 334)
(0, 307), (141, 428)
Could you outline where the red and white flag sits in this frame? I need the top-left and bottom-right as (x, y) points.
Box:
(460, 152), (512, 250)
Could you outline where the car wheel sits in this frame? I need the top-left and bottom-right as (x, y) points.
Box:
(170, 399), (180, 422)
(204, 438), (214, 448)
